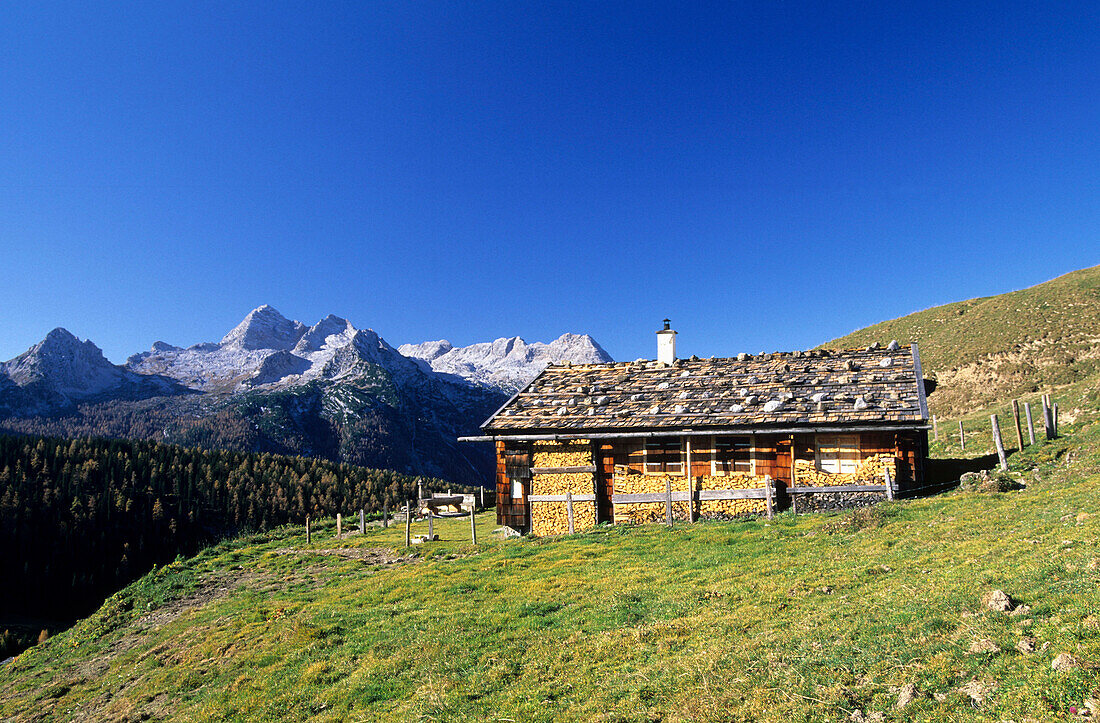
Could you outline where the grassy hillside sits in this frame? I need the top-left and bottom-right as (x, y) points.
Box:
(3, 416), (1099, 721)
(822, 264), (1100, 416)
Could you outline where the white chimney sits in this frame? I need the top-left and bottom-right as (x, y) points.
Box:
(657, 318), (677, 364)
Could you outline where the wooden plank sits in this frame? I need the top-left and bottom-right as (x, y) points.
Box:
(530, 465), (597, 474)
(697, 488), (768, 501)
(612, 489), (767, 503)
(958, 420), (966, 451)
(788, 484), (889, 494)
(528, 494), (596, 502)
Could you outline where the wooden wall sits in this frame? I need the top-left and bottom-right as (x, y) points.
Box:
(496, 442), (530, 530)
(494, 427), (928, 529)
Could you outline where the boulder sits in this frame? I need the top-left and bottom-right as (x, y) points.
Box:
(1052, 652), (1080, 671)
(981, 589), (1014, 612)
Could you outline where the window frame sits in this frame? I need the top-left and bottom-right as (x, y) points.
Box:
(711, 434), (754, 476)
(643, 437), (685, 476)
(815, 434), (861, 474)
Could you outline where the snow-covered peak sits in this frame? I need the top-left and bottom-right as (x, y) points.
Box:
(400, 333), (613, 392)
(220, 305), (307, 351)
(397, 339), (453, 361)
(293, 314), (354, 354)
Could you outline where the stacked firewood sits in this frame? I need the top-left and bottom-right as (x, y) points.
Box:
(612, 468), (692, 523)
(793, 454), (897, 487)
(530, 441), (596, 536)
(696, 474), (767, 518)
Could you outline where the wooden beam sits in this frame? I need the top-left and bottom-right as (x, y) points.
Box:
(787, 484), (890, 494)
(460, 423), (933, 443)
(530, 465), (597, 474)
(528, 494), (596, 502)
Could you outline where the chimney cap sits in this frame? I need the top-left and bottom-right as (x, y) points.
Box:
(658, 318), (675, 333)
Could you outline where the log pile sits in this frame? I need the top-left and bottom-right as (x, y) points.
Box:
(613, 468), (692, 523)
(793, 454), (897, 487)
(529, 441), (596, 536)
(612, 468), (771, 523)
(696, 475), (767, 519)
(793, 454), (898, 512)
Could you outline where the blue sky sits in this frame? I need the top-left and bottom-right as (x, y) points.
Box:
(1, 2), (1098, 364)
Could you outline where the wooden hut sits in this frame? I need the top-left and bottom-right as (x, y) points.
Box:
(462, 326), (929, 535)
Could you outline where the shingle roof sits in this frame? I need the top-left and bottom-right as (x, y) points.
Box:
(482, 343), (928, 433)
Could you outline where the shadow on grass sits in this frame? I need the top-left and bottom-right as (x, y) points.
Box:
(910, 453), (1001, 497)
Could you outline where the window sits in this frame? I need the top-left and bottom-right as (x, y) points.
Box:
(713, 436), (752, 475)
(510, 475), (524, 499)
(644, 438), (683, 475)
(816, 435), (860, 473)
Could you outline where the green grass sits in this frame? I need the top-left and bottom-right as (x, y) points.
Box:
(3, 418), (1100, 721)
(822, 264), (1100, 416)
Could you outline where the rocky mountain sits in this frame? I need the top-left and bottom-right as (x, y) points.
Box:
(0, 308), (612, 485)
(0, 328), (184, 415)
(399, 333), (612, 392)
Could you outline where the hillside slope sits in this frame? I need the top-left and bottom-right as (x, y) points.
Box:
(3, 420), (1098, 721)
(823, 264), (1100, 416)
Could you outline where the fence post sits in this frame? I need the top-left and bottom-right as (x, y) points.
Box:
(764, 475), (774, 520)
(404, 501), (411, 547)
(306, 515), (311, 544)
(665, 477), (673, 528)
(1025, 402), (1035, 446)
(480, 486), (485, 509)
(336, 513), (342, 538)
(884, 467), (894, 500)
(991, 414), (1008, 471)
(417, 478), (423, 501)
(959, 420), (966, 451)
(382, 500), (388, 529)
(688, 478), (696, 523)
(360, 508), (366, 535)
(1053, 402), (1059, 437)
(428, 512), (434, 541)
(566, 490), (575, 534)
(1012, 400), (1024, 451)
(1043, 396), (1055, 440)
(470, 505), (477, 544)
(932, 414), (938, 441)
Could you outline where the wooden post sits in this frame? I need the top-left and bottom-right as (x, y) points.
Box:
(1053, 402), (1059, 437)
(884, 467), (894, 500)
(470, 505), (477, 544)
(687, 478), (695, 523)
(417, 478), (423, 501)
(427, 512), (434, 541)
(336, 513), (342, 538)
(382, 500), (388, 529)
(1012, 400), (1024, 451)
(1043, 396), (1055, 440)
(764, 475), (774, 520)
(664, 477), (673, 528)
(1025, 402), (1035, 445)
(404, 501), (411, 547)
(306, 515), (311, 544)
(480, 486), (485, 509)
(958, 420), (966, 451)
(566, 490), (575, 534)
(991, 414), (1008, 471)
(932, 414), (938, 441)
